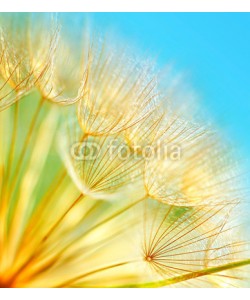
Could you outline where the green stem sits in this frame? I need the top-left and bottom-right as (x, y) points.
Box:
(8, 97), (44, 201)
(121, 258), (250, 288)
(4, 101), (19, 190)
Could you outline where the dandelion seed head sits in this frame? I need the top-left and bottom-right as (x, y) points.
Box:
(0, 13), (249, 288)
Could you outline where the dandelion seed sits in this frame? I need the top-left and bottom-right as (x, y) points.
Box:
(144, 127), (244, 207)
(77, 41), (160, 136)
(59, 117), (144, 200)
(0, 14), (88, 109)
(134, 199), (250, 287)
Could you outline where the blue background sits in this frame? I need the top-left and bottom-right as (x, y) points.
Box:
(62, 13), (250, 167)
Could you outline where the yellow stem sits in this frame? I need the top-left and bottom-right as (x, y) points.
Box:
(9, 193), (84, 284)
(0, 102), (19, 266)
(83, 194), (147, 238)
(41, 193), (84, 243)
(57, 261), (132, 287)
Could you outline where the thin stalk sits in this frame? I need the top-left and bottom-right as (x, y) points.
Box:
(9, 193), (84, 285)
(57, 261), (132, 287)
(17, 195), (147, 284)
(4, 101), (19, 192)
(81, 194), (147, 238)
(8, 97), (44, 200)
(118, 258), (250, 288)
(0, 102), (19, 263)
(41, 193), (84, 243)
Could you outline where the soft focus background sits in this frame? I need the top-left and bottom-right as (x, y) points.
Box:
(62, 13), (250, 160)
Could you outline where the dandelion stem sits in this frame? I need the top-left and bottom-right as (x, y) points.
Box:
(15, 194), (147, 284)
(8, 96), (44, 200)
(0, 102), (19, 258)
(83, 194), (147, 238)
(43, 195), (146, 269)
(118, 258), (250, 288)
(41, 193), (84, 243)
(57, 261), (132, 287)
(24, 170), (67, 235)
(8, 193), (84, 284)
(4, 101), (19, 192)
(1, 103), (19, 199)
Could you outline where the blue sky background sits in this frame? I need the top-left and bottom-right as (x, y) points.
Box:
(62, 13), (250, 166)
